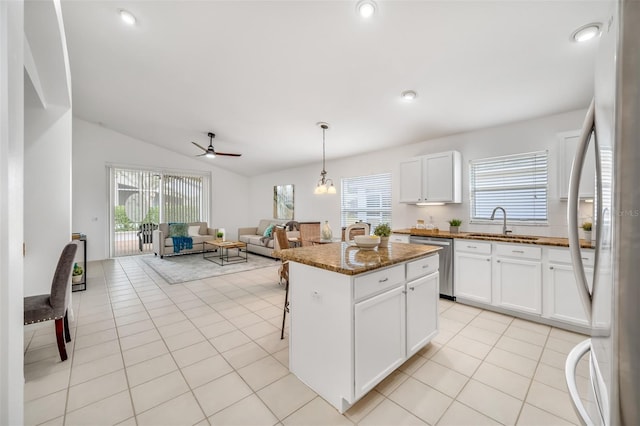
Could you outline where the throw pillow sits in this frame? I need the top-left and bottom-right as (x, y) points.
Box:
(169, 223), (188, 237)
(187, 225), (200, 237)
(263, 224), (275, 238)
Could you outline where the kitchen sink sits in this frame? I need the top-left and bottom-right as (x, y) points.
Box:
(466, 233), (540, 241)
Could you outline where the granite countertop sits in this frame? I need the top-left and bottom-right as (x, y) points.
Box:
(274, 242), (441, 276)
(393, 228), (595, 249)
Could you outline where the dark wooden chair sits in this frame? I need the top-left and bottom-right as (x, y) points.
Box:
(24, 242), (78, 361)
(137, 222), (158, 251)
(274, 227), (291, 339)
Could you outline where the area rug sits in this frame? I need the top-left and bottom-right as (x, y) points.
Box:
(141, 253), (279, 284)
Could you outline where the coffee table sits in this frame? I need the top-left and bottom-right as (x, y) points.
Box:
(203, 240), (248, 266)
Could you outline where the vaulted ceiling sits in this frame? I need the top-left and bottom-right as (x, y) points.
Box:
(60, 1), (610, 176)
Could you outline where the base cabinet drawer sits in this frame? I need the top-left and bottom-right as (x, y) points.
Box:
(390, 234), (410, 244)
(354, 265), (404, 300)
(407, 254), (439, 281)
(455, 239), (491, 255)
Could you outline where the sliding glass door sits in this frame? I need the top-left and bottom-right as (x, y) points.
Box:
(110, 167), (210, 257)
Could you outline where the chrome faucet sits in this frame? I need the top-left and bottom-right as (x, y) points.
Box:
(490, 207), (511, 235)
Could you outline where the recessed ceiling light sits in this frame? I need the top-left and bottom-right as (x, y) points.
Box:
(571, 23), (601, 42)
(119, 9), (136, 26)
(401, 90), (417, 101)
(356, 0), (376, 18)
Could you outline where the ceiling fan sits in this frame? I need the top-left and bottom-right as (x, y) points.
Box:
(192, 132), (242, 158)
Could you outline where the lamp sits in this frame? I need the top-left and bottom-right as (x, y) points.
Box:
(314, 122), (336, 195)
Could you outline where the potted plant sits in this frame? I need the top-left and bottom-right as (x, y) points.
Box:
(217, 231), (224, 241)
(448, 219), (462, 234)
(373, 223), (392, 246)
(72, 262), (83, 284)
(582, 221), (592, 241)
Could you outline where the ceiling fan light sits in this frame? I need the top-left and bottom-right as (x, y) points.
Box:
(327, 184), (337, 194)
(206, 152), (215, 158)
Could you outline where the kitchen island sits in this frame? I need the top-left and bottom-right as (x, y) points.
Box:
(276, 242), (441, 413)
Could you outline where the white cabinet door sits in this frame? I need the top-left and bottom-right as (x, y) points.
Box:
(558, 131), (596, 199)
(399, 158), (422, 203)
(400, 151), (461, 204)
(454, 252), (492, 303)
(545, 263), (591, 326)
(423, 152), (454, 202)
(406, 272), (438, 357)
(354, 285), (406, 399)
(494, 257), (542, 314)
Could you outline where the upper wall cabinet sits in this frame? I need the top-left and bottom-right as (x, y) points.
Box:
(399, 151), (462, 204)
(558, 130), (595, 200)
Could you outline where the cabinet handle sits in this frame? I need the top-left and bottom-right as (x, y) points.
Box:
(582, 257), (589, 261)
(496, 260), (501, 263)
(486, 258), (491, 262)
(422, 264), (429, 269)
(550, 266), (554, 270)
(467, 245), (477, 249)
(379, 278), (388, 283)
(512, 250), (525, 253)
(409, 286), (415, 291)
(402, 290), (407, 294)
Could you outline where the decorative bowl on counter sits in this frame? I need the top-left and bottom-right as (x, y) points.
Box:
(353, 235), (380, 250)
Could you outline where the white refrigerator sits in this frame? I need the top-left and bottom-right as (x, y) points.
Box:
(565, 0), (640, 424)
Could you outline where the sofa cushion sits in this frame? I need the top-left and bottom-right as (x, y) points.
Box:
(263, 224), (275, 238)
(256, 220), (273, 236)
(169, 223), (188, 237)
(164, 235), (213, 247)
(191, 235), (214, 245)
(243, 235), (273, 248)
(188, 225), (201, 236)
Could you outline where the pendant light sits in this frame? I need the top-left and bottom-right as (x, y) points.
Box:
(314, 122), (336, 195)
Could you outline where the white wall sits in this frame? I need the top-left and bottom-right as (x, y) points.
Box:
(72, 119), (251, 261)
(24, 105), (73, 297)
(0, 0), (24, 423)
(23, 0), (74, 298)
(249, 109), (594, 237)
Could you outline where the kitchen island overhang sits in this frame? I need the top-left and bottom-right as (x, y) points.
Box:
(276, 242), (441, 413)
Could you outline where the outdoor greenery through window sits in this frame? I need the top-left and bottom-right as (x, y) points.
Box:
(341, 173), (392, 228)
(111, 167), (210, 256)
(469, 151), (548, 222)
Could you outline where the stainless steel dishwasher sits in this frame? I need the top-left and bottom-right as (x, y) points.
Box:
(409, 236), (454, 300)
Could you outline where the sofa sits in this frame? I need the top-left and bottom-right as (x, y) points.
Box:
(238, 219), (298, 258)
(153, 222), (219, 258)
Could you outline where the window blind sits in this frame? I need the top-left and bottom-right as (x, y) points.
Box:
(470, 151), (548, 222)
(341, 173), (392, 227)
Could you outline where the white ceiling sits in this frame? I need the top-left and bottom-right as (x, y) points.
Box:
(60, 0), (610, 176)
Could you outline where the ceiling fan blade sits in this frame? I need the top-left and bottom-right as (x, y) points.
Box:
(191, 141), (208, 152)
(196, 153), (208, 157)
(214, 152), (242, 157)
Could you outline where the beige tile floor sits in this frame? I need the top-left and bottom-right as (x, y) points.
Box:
(23, 256), (592, 426)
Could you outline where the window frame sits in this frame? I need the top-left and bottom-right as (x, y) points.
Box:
(469, 150), (549, 225)
(340, 172), (392, 229)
